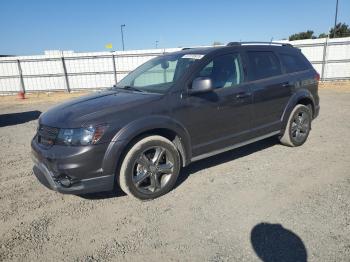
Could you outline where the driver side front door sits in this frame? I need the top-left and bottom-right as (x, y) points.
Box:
(176, 52), (253, 158)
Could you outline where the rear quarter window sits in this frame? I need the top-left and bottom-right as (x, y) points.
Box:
(247, 51), (282, 80)
(280, 53), (309, 73)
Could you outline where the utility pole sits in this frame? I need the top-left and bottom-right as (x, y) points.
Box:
(120, 24), (126, 51)
(155, 40), (159, 49)
(333, 0), (339, 38)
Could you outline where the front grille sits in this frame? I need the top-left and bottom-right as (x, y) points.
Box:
(37, 125), (59, 146)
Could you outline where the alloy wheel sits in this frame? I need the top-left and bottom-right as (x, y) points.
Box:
(291, 111), (310, 143)
(132, 146), (174, 194)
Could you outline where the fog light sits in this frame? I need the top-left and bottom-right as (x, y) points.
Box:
(59, 176), (72, 187)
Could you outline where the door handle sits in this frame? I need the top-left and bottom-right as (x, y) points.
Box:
(235, 92), (251, 99)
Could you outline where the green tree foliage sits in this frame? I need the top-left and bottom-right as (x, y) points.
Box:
(318, 33), (327, 38)
(289, 30), (316, 41)
(329, 23), (350, 38)
(288, 23), (350, 40)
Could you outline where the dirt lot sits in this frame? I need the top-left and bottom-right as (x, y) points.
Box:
(0, 87), (349, 261)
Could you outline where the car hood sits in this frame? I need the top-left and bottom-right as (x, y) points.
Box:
(39, 90), (161, 128)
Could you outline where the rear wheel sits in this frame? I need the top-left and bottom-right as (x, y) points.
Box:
(119, 135), (181, 200)
(280, 104), (312, 147)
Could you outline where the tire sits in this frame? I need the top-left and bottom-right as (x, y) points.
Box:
(280, 104), (312, 147)
(119, 135), (181, 200)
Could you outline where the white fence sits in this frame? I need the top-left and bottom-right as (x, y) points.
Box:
(0, 37), (349, 93)
(282, 37), (350, 81)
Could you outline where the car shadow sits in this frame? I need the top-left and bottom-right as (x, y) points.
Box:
(0, 110), (41, 127)
(175, 136), (278, 188)
(251, 222), (308, 262)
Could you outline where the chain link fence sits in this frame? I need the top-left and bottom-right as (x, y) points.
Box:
(0, 38), (349, 94)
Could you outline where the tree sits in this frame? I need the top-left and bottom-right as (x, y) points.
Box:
(288, 30), (316, 41)
(318, 33), (328, 38)
(329, 23), (350, 38)
(287, 22), (350, 40)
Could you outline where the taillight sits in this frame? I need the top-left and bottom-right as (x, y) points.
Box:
(315, 72), (320, 82)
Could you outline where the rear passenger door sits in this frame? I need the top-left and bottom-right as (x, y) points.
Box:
(246, 50), (292, 134)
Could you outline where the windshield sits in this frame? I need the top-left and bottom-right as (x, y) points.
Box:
(115, 53), (203, 94)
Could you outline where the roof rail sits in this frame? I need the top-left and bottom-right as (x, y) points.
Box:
(227, 42), (293, 47)
(182, 47), (192, 50)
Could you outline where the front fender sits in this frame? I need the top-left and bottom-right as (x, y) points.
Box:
(102, 115), (192, 179)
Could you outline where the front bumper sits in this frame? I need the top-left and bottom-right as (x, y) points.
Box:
(31, 138), (114, 194)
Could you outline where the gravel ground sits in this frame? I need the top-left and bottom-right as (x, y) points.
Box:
(0, 88), (349, 261)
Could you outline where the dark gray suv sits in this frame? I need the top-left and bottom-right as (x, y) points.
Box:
(31, 42), (320, 200)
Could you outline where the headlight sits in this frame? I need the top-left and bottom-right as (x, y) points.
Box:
(56, 124), (108, 146)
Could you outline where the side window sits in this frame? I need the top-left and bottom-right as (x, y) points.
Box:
(247, 51), (282, 80)
(196, 53), (243, 89)
(173, 58), (197, 81)
(280, 53), (309, 73)
(198, 61), (213, 78)
(134, 60), (177, 86)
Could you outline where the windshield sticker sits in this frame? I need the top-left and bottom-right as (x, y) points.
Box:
(182, 54), (204, 59)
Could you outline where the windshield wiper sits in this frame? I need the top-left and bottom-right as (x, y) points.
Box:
(122, 85), (144, 92)
(112, 85), (144, 92)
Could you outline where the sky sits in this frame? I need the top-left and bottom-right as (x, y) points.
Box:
(0, 0), (349, 55)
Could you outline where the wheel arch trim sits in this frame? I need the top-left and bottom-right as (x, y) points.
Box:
(102, 115), (192, 179)
(281, 89), (315, 129)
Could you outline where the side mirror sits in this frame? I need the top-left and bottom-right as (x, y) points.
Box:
(188, 77), (214, 95)
(161, 61), (169, 70)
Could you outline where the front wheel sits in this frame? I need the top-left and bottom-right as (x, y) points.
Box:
(118, 135), (181, 200)
(280, 104), (312, 147)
